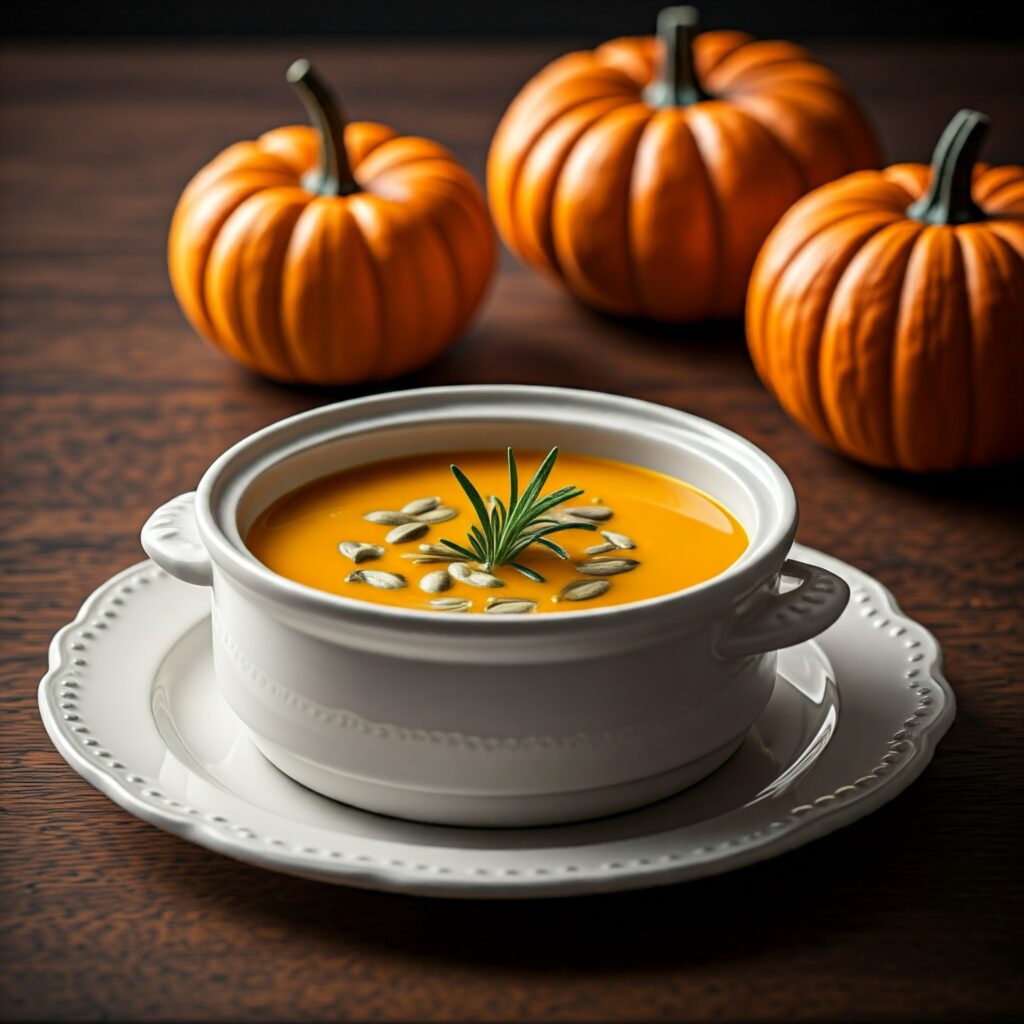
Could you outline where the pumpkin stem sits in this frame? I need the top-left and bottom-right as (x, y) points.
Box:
(906, 109), (990, 226)
(286, 58), (360, 197)
(643, 6), (709, 108)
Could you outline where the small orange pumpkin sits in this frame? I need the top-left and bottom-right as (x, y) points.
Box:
(747, 109), (1024, 472)
(487, 5), (879, 321)
(169, 61), (495, 384)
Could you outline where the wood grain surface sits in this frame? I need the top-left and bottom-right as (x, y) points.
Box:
(1, 40), (1022, 1023)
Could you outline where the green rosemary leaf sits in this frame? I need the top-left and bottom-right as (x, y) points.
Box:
(505, 536), (534, 560)
(507, 534), (562, 562)
(507, 520), (593, 560)
(520, 487), (584, 523)
(509, 562), (546, 583)
(469, 523), (490, 556)
(535, 537), (569, 560)
(451, 464), (493, 541)
(439, 538), (479, 561)
(515, 447), (559, 515)
(448, 446), (595, 578)
(494, 495), (508, 528)
(520, 521), (597, 539)
(503, 465), (566, 541)
(507, 448), (519, 515)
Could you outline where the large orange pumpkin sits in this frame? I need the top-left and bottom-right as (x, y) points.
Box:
(747, 109), (1024, 472)
(169, 60), (495, 384)
(487, 5), (879, 321)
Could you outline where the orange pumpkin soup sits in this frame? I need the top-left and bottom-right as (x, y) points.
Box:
(246, 449), (747, 614)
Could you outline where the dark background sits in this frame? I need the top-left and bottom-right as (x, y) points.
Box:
(7, 0), (1024, 38)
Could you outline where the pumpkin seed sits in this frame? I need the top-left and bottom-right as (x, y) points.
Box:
(419, 570), (452, 594)
(448, 561), (473, 581)
(400, 554), (452, 564)
(575, 557), (639, 576)
(464, 570), (505, 589)
(486, 495), (499, 513)
(601, 530), (636, 550)
(430, 597), (472, 612)
(401, 496), (440, 515)
(554, 579), (611, 602)
(551, 510), (591, 525)
(385, 521), (429, 544)
(338, 541), (386, 564)
(563, 505), (614, 521)
(413, 506), (458, 524)
(364, 510), (414, 526)
(420, 543), (468, 559)
(585, 543), (616, 555)
(345, 570), (407, 590)
(484, 598), (538, 615)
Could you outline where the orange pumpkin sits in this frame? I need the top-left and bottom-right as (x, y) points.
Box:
(487, 5), (879, 321)
(747, 109), (1024, 472)
(168, 60), (495, 384)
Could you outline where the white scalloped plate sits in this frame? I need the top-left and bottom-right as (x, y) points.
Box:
(38, 544), (953, 898)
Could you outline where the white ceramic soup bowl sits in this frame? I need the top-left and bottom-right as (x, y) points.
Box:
(142, 385), (849, 827)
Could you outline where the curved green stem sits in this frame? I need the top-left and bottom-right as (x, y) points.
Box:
(906, 109), (990, 225)
(286, 58), (360, 197)
(643, 6), (709, 108)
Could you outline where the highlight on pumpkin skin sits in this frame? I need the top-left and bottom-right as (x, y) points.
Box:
(486, 4), (880, 322)
(746, 109), (1024, 472)
(167, 60), (495, 385)
(245, 449), (750, 614)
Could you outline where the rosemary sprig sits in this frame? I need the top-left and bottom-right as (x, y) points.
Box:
(441, 447), (596, 582)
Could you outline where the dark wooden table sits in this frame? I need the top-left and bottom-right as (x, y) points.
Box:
(2, 38), (1022, 1022)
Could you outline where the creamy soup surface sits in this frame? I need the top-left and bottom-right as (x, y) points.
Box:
(246, 450), (748, 614)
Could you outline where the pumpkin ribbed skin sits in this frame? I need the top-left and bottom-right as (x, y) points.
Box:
(169, 122), (495, 383)
(746, 160), (1024, 471)
(487, 30), (879, 321)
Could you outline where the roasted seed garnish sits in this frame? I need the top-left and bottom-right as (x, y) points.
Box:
(484, 598), (537, 614)
(551, 510), (591, 525)
(554, 579), (611, 602)
(464, 570), (505, 588)
(585, 543), (616, 555)
(448, 561), (473, 581)
(563, 505), (613, 521)
(575, 557), (639, 576)
(420, 543), (469, 559)
(364, 510), (414, 526)
(338, 541), (386, 564)
(344, 570), (407, 590)
(385, 521), (429, 544)
(419, 570), (452, 593)
(429, 597), (472, 612)
(601, 530), (636, 550)
(402, 542), (470, 564)
(413, 506), (458, 524)
(401, 496), (440, 515)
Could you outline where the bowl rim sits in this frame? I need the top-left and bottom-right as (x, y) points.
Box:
(193, 385), (798, 634)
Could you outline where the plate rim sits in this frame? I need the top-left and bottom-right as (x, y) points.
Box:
(38, 545), (955, 898)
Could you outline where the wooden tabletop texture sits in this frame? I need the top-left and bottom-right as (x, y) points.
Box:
(1, 40), (1022, 1023)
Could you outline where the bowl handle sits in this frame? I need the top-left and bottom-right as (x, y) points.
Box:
(140, 492), (213, 587)
(716, 559), (850, 658)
